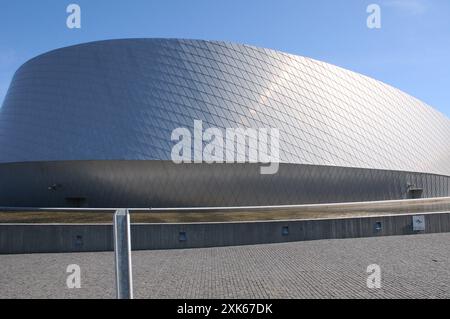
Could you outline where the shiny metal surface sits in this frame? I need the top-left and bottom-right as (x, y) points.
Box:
(0, 39), (448, 207)
(113, 209), (133, 299)
(0, 161), (448, 207)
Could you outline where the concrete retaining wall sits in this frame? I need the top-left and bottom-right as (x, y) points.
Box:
(1, 212), (450, 254)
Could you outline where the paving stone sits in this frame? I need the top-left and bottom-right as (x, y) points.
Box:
(0, 233), (449, 299)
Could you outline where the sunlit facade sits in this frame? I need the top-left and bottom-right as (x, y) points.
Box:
(0, 39), (449, 207)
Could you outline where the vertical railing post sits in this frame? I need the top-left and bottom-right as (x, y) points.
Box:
(113, 209), (133, 299)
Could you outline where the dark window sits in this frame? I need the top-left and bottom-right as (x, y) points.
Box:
(65, 197), (87, 208)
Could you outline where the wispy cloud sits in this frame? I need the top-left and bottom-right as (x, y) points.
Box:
(382, 0), (428, 15)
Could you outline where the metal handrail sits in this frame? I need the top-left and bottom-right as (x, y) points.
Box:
(1, 196), (450, 299)
(0, 196), (449, 213)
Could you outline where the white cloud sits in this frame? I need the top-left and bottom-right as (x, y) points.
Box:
(383, 0), (428, 15)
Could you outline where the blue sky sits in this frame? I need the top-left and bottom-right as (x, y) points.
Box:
(1, 0), (449, 117)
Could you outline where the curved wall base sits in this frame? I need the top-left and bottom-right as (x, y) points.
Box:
(0, 160), (449, 208)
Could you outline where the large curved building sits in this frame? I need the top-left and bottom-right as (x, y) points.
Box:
(0, 38), (449, 208)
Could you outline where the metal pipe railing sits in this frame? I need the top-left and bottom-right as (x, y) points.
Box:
(1, 196), (449, 299)
(113, 209), (133, 299)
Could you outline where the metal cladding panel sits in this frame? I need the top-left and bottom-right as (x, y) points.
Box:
(0, 39), (449, 207)
(0, 161), (448, 208)
(0, 38), (449, 177)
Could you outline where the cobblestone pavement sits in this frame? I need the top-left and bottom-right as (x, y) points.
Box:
(1, 233), (449, 299)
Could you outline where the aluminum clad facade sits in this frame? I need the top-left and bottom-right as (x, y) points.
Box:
(0, 39), (449, 207)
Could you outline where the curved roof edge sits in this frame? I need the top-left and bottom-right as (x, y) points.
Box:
(10, 38), (448, 120)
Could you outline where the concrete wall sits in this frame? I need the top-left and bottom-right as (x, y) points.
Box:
(1, 212), (450, 254)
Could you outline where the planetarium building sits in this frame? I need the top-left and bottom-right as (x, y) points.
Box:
(0, 39), (449, 208)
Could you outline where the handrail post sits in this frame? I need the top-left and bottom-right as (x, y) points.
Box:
(113, 209), (133, 299)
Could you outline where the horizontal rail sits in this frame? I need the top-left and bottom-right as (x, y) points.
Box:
(0, 197), (449, 213)
(141, 196), (450, 212)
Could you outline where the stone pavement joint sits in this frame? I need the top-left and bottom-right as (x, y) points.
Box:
(0, 233), (449, 298)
